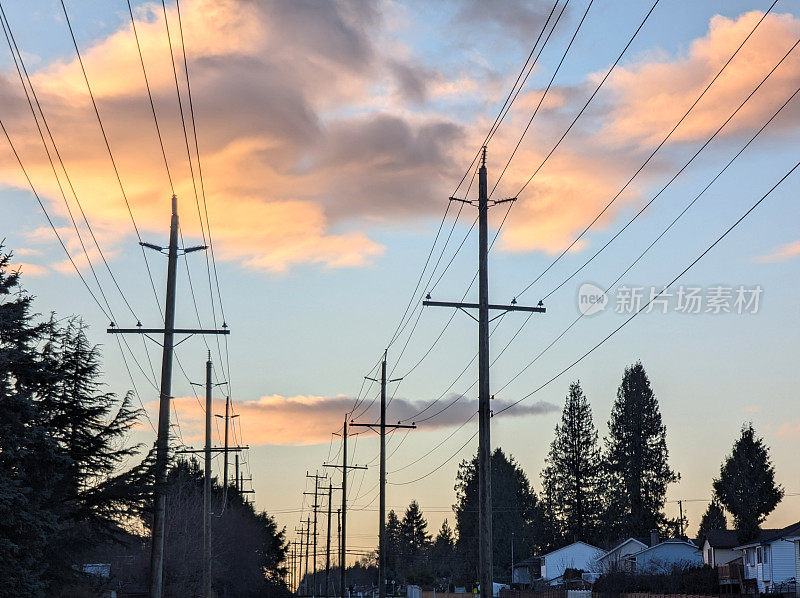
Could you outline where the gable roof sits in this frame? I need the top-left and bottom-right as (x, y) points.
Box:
(598, 537), (648, 561)
(541, 540), (603, 559)
(627, 539), (700, 560)
(704, 530), (739, 549)
(734, 523), (798, 550)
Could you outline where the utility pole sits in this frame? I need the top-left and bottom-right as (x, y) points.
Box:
(108, 195), (229, 598)
(235, 454), (239, 493)
(324, 419), (366, 598)
(337, 508), (341, 596)
(305, 516), (312, 595)
(325, 483), (342, 598)
(351, 353), (415, 598)
(203, 354), (213, 598)
(215, 396), (238, 499)
(296, 525), (307, 595)
(305, 472), (328, 597)
(423, 148), (546, 598)
(678, 500), (684, 538)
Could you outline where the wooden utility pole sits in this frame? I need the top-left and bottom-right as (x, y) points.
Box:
(324, 483), (342, 598)
(305, 516), (312, 595)
(305, 471), (327, 596)
(351, 352), (414, 598)
(215, 396), (238, 500)
(337, 508), (341, 595)
(324, 418), (366, 598)
(107, 195), (229, 598)
(423, 148), (545, 598)
(295, 525), (307, 595)
(203, 354), (213, 598)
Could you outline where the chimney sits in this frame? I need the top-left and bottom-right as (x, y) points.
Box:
(650, 530), (660, 547)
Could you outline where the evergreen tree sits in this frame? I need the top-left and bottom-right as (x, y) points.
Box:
(697, 500), (727, 544)
(454, 449), (545, 585)
(541, 381), (603, 546)
(0, 250), (63, 594)
(603, 362), (678, 538)
(399, 500), (432, 582)
(430, 519), (455, 584)
(713, 424), (783, 543)
(385, 509), (402, 583)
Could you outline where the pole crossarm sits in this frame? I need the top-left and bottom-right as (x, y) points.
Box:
(422, 300), (545, 313)
(350, 423), (416, 432)
(175, 445), (249, 454)
(108, 327), (230, 335)
(322, 463), (367, 471)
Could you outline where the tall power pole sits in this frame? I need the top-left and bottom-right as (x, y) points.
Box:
(305, 471), (327, 597)
(203, 354), (213, 598)
(324, 483), (341, 598)
(215, 396), (238, 499)
(324, 417), (366, 598)
(108, 195), (229, 598)
(423, 148), (545, 598)
(351, 353), (414, 598)
(305, 516), (311, 595)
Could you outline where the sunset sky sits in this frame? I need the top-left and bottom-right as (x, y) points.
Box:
(1, 0), (799, 565)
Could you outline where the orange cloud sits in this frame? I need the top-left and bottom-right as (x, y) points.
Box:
(755, 239), (800, 263)
(0, 0), (460, 273)
(601, 11), (800, 145)
(162, 393), (558, 447)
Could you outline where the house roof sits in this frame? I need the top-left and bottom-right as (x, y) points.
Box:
(513, 557), (540, 568)
(541, 540), (603, 559)
(733, 526), (788, 549)
(598, 537), (648, 561)
(704, 530), (739, 549)
(626, 539), (700, 560)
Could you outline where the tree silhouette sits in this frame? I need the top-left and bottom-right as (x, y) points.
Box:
(542, 381), (603, 546)
(603, 362), (678, 538)
(713, 423), (783, 543)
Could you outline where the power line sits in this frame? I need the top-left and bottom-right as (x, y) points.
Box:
(495, 156), (799, 417)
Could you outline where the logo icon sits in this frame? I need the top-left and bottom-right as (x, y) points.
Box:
(578, 283), (608, 316)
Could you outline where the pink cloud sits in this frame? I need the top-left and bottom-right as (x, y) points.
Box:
(755, 240), (800, 263)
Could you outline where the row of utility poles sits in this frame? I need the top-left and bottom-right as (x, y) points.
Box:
(109, 195), (254, 598)
(296, 149), (545, 598)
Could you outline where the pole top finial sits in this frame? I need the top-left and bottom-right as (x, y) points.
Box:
(481, 145), (487, 168)
(171, 194), (177, 215)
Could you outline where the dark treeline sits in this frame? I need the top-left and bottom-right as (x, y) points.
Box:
(0, 248), (289, 597)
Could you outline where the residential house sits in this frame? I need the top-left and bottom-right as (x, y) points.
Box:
(736, 522), (800, 593)
(511, 557), (541, 585)
(539, 541), (605, 583)
(597, 538), (648, 572)
(625, 539), (702, 573)
(702, 530), (740, 567)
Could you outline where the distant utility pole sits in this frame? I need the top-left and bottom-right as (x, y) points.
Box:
(351, 352), (415, 598)
(107, 195), (229, 598)
(324, 418), (366, 598)
(678, 500), (685, 537)
(235, 454), (239, 493)
(325, 483), (342, 598)
(305, 471), (328, 596)
(215, 396), (238, 500)
(305, 516), (312, 595)
(203, 354), (213, 598)
(296, 523), (307, 595)
(423, 148), (546, 598)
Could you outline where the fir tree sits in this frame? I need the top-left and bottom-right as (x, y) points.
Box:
(713, 423), (783, 543)
(385, 509), (401, 583)
(541, 381), (603, 546)
(431, 519), (455, 582)
(399, 500), (431, 576)
(454, 449), (545, 584)
(697, 500), (727, 544)
(603, 362), (678, 538)
(0, 250), (63, 594)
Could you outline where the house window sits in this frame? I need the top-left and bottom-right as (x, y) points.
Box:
(748, 549), (756, 567)
(707, 548), (713, 566)
(764, 545), (770, 565)
(757, 547), (762, 564)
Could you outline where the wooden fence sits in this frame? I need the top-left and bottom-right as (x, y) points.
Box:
(499, 592), (718, 598)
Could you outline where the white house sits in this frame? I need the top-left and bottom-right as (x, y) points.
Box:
(702, 530), (740, 567)
(625, 539), (701, 573)
(597, 538), (648, 572)
(736, 523), (800, 593)
(539, 541), (604, 582)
